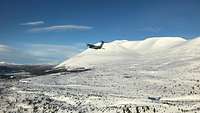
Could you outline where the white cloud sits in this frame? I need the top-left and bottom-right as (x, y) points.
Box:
(20, 21), (44, 26)
(29, 25), (93, 32)
(28, 44), (82, 56)
(0, 43), (85, 64)
(0, 44), (11, 52)
(0, 44), (39, 64)
(24, 43), (84, 64)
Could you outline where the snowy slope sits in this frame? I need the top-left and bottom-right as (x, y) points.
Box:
(170, 37), (200, 56)
(14, 36), (200, 113)
(56, 37), (190, 69)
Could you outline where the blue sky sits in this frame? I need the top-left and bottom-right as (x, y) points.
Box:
(0, 0), (200, 64)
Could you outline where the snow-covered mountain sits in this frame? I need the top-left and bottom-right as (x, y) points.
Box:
(12, 37), (200, 113)
(56, 37), (200, 69)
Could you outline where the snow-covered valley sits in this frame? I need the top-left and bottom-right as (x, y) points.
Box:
(1, 37), (200, 113)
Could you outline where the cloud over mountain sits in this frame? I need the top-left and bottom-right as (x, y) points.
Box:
(0, 43), (83, 64)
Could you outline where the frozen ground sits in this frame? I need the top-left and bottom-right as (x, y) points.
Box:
(1, 37), (200, 113)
